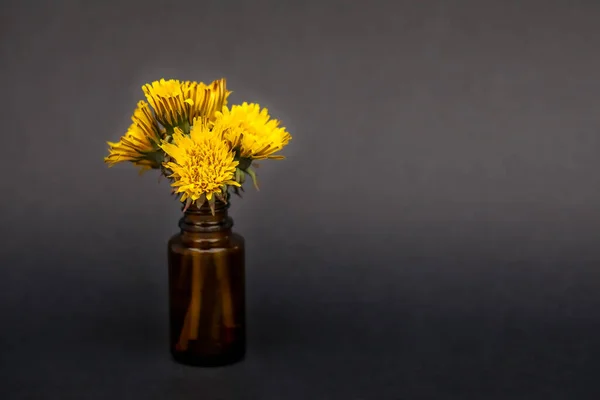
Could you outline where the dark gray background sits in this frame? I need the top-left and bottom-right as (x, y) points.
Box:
(2, 0), (600, 398)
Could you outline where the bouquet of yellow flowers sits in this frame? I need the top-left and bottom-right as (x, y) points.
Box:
(104, 78), (291, 211)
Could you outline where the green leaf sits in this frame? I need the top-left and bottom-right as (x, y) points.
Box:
(245, 167), (260, 191)
(183, 198), (193, 212)
(208, 196), (216, 215)
(195, 193), (207, 209)
(232, 186), (243, 198)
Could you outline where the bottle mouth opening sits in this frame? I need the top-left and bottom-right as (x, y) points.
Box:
(182, 199), (230, 214)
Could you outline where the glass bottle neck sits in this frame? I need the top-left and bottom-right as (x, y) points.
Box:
(178, 200), (233, 234)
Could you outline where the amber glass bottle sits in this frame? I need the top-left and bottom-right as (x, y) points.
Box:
(167, 199), (245, 367)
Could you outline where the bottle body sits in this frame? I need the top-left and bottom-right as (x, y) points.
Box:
(167, 203), (245, 367)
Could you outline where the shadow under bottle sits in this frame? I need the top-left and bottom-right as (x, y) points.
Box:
(167, 200), (245, 367)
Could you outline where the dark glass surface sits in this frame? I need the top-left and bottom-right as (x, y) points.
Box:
(167, 200), (245, 367)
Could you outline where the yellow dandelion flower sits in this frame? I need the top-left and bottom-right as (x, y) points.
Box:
(142, 78), (231, 129)
(142, 79), (194, 128)
(215, 102), (292, 160)
(104, 100), (163, 173)
(161, 122), (241, 210)
(183, 78), (231, 124)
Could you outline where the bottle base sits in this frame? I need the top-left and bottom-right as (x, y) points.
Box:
(170, 350), (246, 367)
